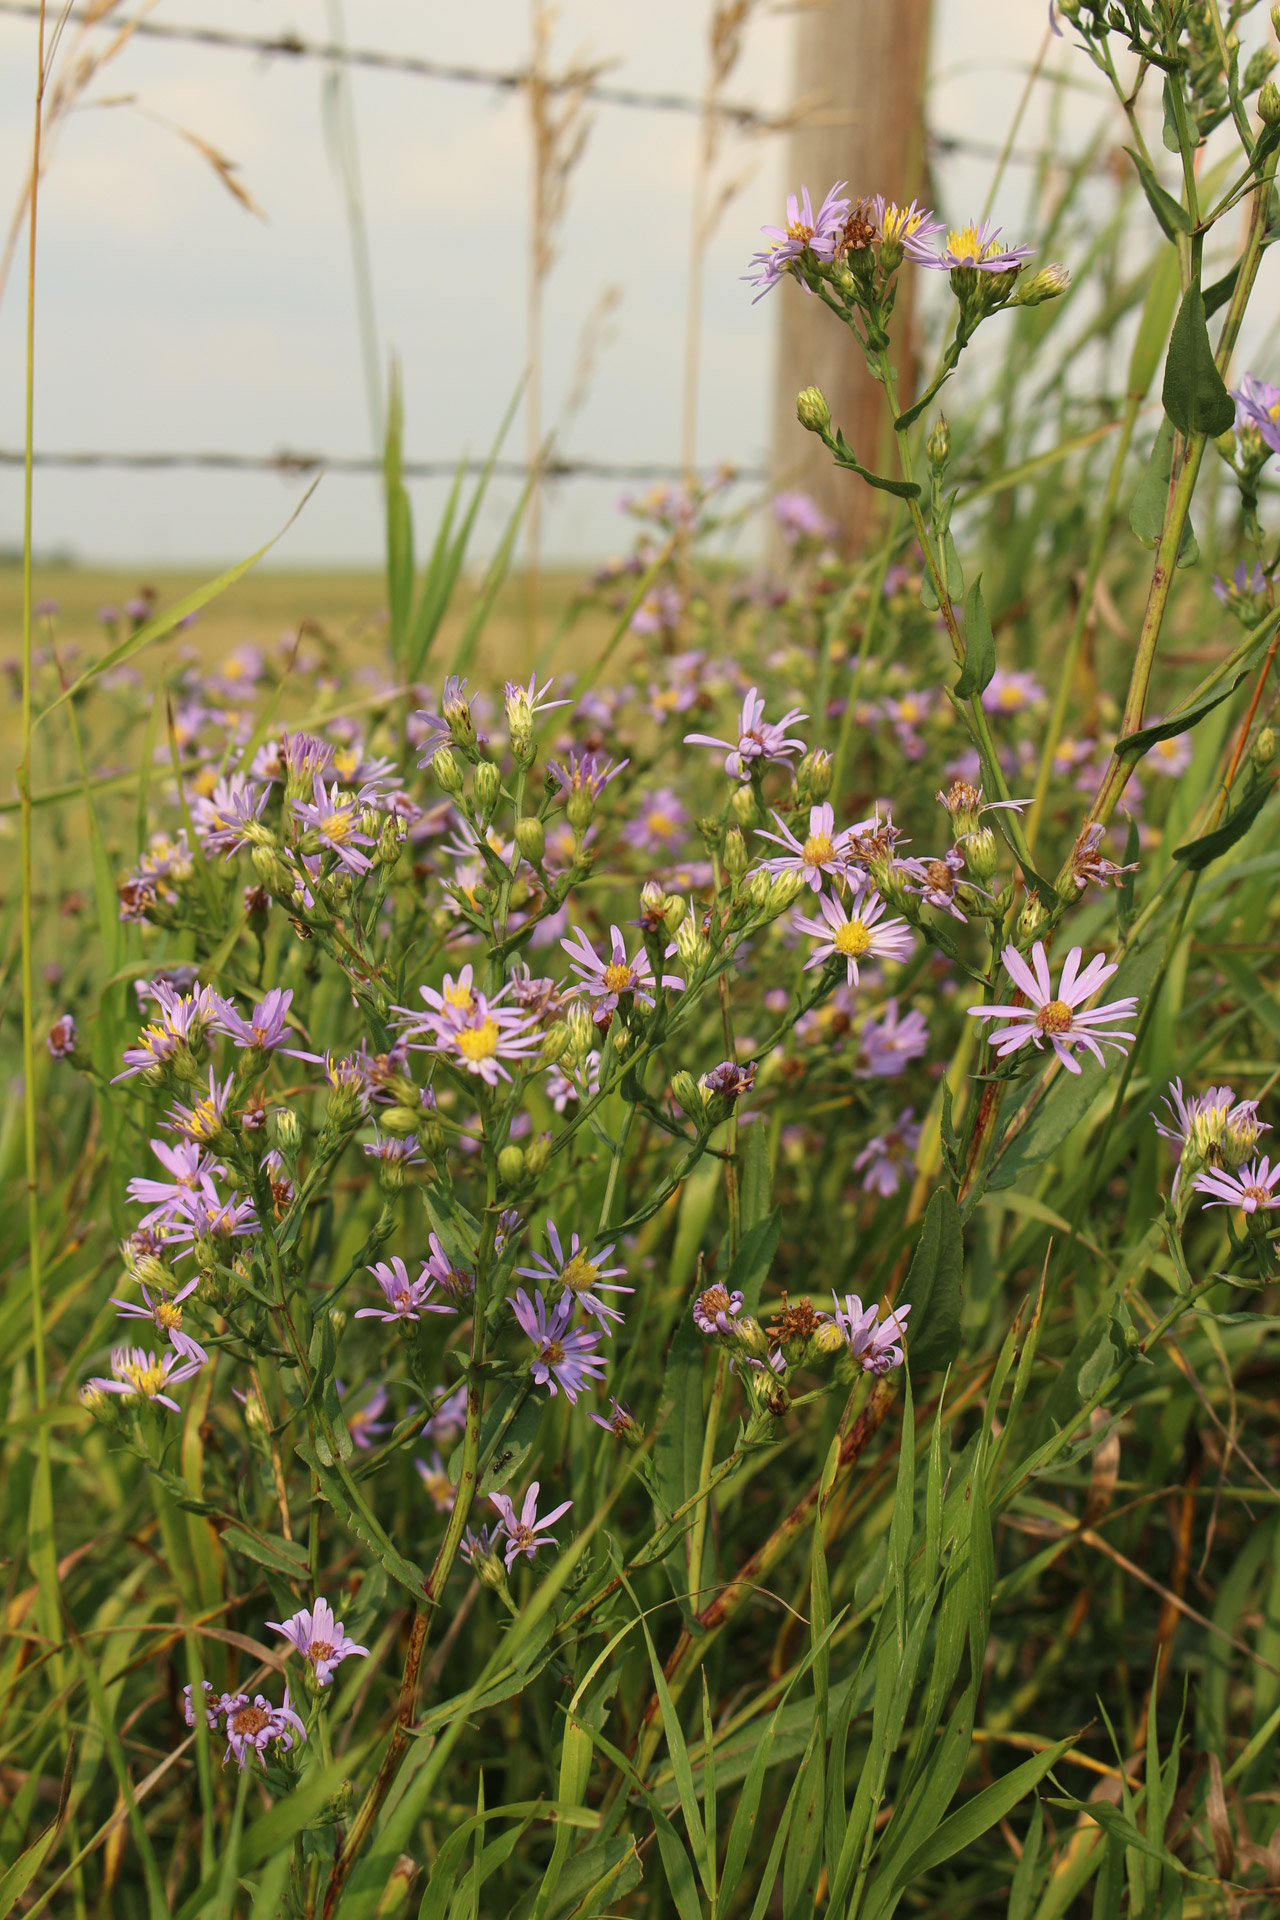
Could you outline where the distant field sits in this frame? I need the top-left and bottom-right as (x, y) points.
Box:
(0, 562), (615, 699)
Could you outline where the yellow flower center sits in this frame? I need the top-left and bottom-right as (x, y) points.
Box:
(647, 811), (675, 836)
(561, 1253), (600, 1291)
(320, 809), (352, 841)
(834, 919), (872, 957)
(443, 981), (475, 1010)
(186, 1099), (219, 1140)
(155, 1299), (183, 1331)
(802, 833), (835, 866)
(1243, 1185), (1267, 1206)
(543, 1338), (565, 1364)
(309, 1639), (335, 1663)
(122, 1357), (166, 1396)
(455, 1019), (500, 1061)
(1036, 1000), (1074, 1034)
(421, 1471), (452, 1505)
(997, 685), (1024, 709)
(332, 746), (358, 776)
(602, 962), (633, 993)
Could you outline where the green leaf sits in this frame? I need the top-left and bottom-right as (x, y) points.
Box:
(1127, 245), (1182, 401)
(468, 1381), (544, 1497)
(955, 577), (996, 699)
(1173, 771), (1275, 870)
(898, 1190), (963, 1372)
(827, 425), (921, 499)
(1129, 416), (1198, 565)
(1162, 283), (1236, 438)
(1116, 816), (1140, 939)
(1078, 1327), (1117, 1400)
(738, 1119), (772, 1233)
(0, 1739), (74, 1919)
(1007, 1797), (1045, 1920)
(1116, 609), (1280, 753)
(654, 1310), (706, 1616)
(890, 1734), (1075, 1889)
(1202, 261), (1240, 319)
(219, 1524), (310, 1579)
(1123, 146), (1191, 239)
(725, 1207), (780, 1315)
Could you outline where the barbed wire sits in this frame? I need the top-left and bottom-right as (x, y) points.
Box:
(0, 447), (768, 483)
(0, 1), (1091, 165)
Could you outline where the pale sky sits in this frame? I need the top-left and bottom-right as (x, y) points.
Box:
(0, 1), (1271, 568)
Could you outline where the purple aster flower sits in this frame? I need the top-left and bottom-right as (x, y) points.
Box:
(1212, 558), (1268, 611)
(222, 1689), (307, 1770)
(871, 194), (944, 258)
(982, 668), (1045, 715)
(113, 981), (218, 1082)
(340, 1382), (392, 1451)
(1193, 1157), (1280, 1213)
(461, 1522), (502, 1569)
(516, 1220), (633, 1335)
(693, 1283), (744, 1337)
(857, 1000), (930, 1078)
(1231, 372), (1280, 455)
(755, 802), (856, 892)
(413, 675), (479, 762)
(47, 1013), (77, 1058)
(686, 685), (808, 781)
(645, 649), (708, 724)
(509, 1288), (608, 1402)
(162, 1071), (236, 1143)
(505, 672), (571, 740)
(1142, 728), (1193, 777)
(629, 583), (685, 637)
(772, 490), (837, 545)
(853, 1108), (921, 1197)
(208, 986), (318, 1058)
(916, 218), (1034, 271)
(110, 1273), (207, 1363)
(356, 1255), (456, 1324)
(183, 1680), (220, 1729)
(266, 1597), (368, 1686)
(1154, 1081), (1265, 1189)
(700, 1059), (756, 1104)
(190, 775), (269, 857)
(86, 1343), (204, 1412)
(936, 779), (1029, 836)
(546, 748), (628, 804)
(745, 180), (851, 298)
(166, 1191), (259, 1247)
(363, 1131), (424, 1172)
(489, 1480), (573, 1570)
(825, 1293), (911, 1373)
(422, 1382), (468, 1442)
(968, 943), (1138, 1076)
(392, 970), (543, 1086)
(792, 885), (914, 984)
(494, 1207), (523, 1255)
(561, 923), (683, 1024)
(290, 774), (375, 874)
(590, 1396), (641, 1440)
(415, 1450), (455, 1513)
(424, 1232), (475, 1304)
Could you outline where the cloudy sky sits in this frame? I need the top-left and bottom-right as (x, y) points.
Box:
(0, 0), (1259, 568)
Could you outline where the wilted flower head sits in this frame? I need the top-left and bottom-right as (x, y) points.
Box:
(47, 1013), (77, 1059)
(693, 1283), (744, 1337)
(1067, 821), (1139, 893)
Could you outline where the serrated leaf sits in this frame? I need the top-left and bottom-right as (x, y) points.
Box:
(955, 576), (996, 699)
(898, 1190), (963, 1372)
(1163, 283), (1235, 438)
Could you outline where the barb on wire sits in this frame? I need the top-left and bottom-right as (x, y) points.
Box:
(0, 446), (768, 483)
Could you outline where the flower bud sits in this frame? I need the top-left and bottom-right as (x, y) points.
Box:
(514, 814), (545, 865)
(252, 844), (296, 896)
(674, 910), (709, 971)
(671, 1070), (705, 1122)
(565, 1000), (595, 1066)
(810, 1317), (846, 1356)
(769, 871), (807, 913)
(797, 747), (833, 801)
(432, 745), (463, 796)
(1010, 262), (1071, 307)
(566, 786), (595, 833)
(1272, 4), (1280, 40)
(524, 1131), (552, 1176)
(377, 815), (404, 867)
(723, 826), (748, 877)
(730, 783), (760, 828)
(497, 1145), (526, 1186)
(733, 1314), (769, 1358)
(926, 415), (951, 469)
(540, 1022), (571, 1068)
(473, 758), (501, 820)
(1252, 725), (1275, 769)
(661, 893), (688, 937)
(963, 825), (999, 882)
(796, 386), (831, 435)
(1017, 892), (1047, 942)
(380, 1104), (424, 1138)
(1260, 78), (1280, 123)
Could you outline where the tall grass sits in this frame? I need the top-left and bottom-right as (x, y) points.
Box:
(5, 5), (1280, 1919)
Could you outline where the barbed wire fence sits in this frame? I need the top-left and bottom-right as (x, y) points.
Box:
(0, 2), (1093, 493)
